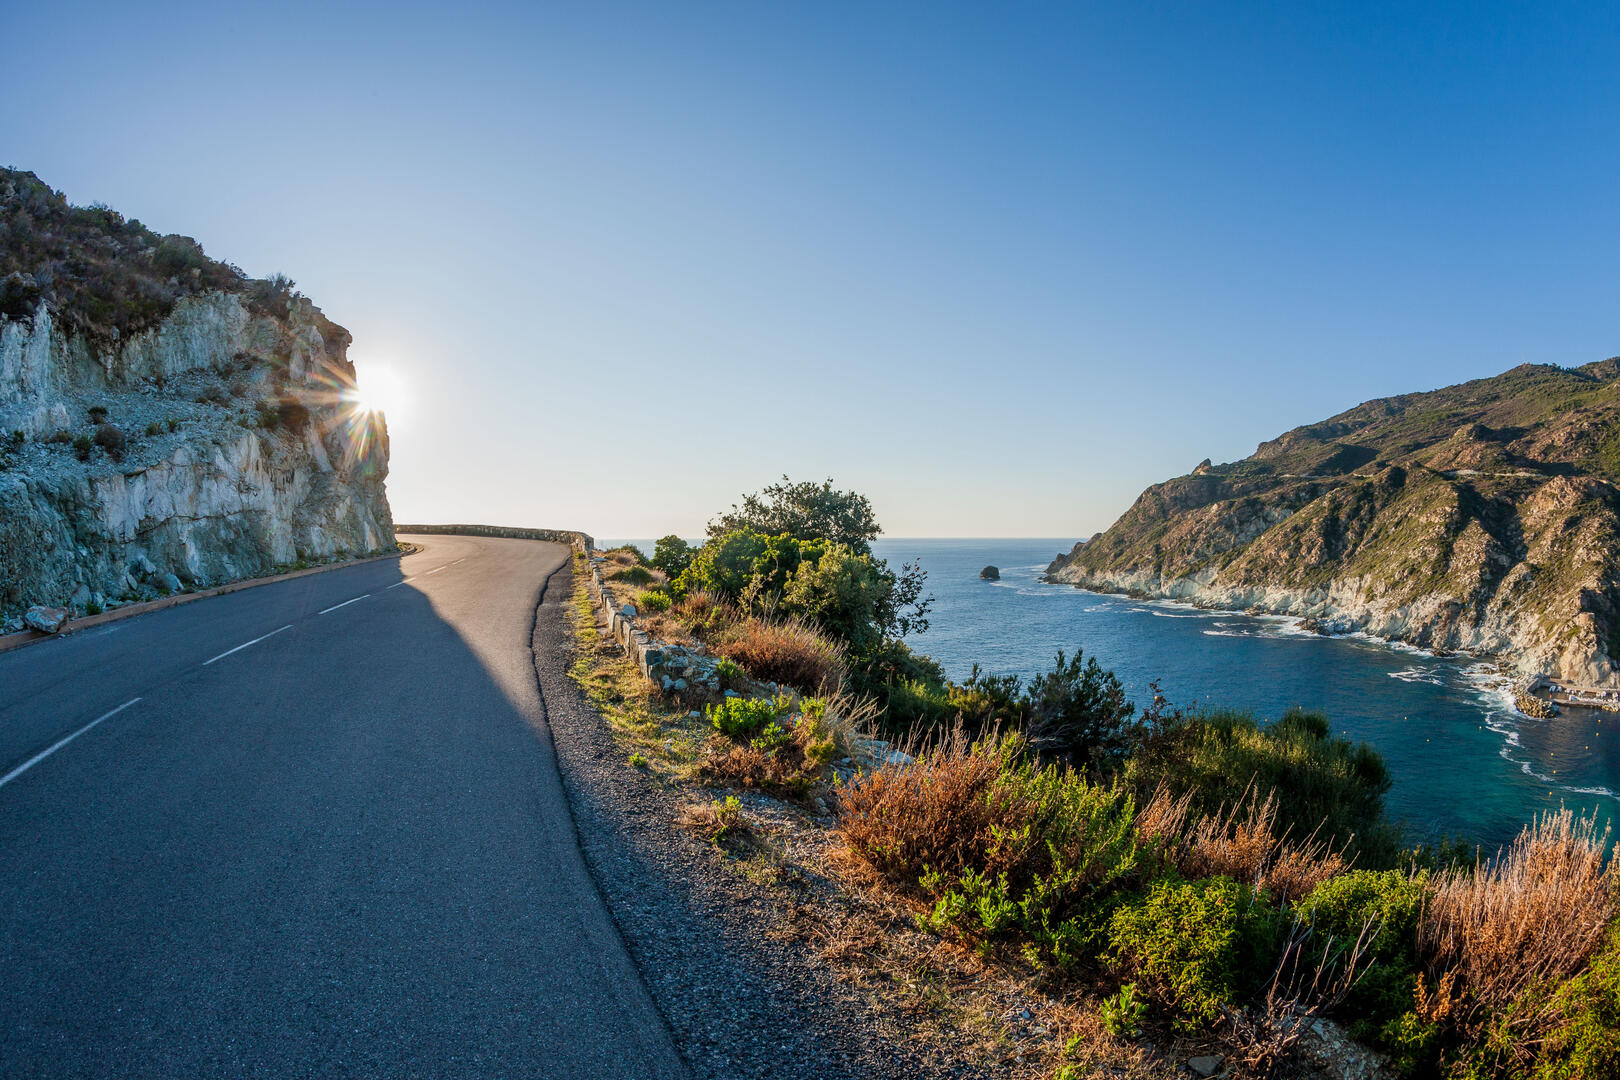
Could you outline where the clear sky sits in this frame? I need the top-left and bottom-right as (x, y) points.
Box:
(5, 2), (1617, 537)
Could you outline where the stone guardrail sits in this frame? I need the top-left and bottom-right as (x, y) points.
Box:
(581, 544), (725, 698)
(394, 523), (595, 548)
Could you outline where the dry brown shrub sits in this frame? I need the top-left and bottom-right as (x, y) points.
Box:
(716, 615), (845, 694)
(836, 724), (1005, 885)
(1418, 808), (1616, 1040)
(1136, 784), (1346, 903)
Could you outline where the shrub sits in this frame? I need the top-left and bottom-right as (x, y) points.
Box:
(1136, 785), (1347, 904)
(1127, 705), (1396, 861)
(698, 693), (862, 795)
(1099, 983), (1148, 1037)
(1104, 875), (1281, 1029)
(72, 433), (93, 459)
(672, 590), (737, 639)
(1301, 868), (1428, 1043)
(652, 534), (694, 580)
(715, 657), (747, 691)
(166, 417), (180, 432)
(93, 424), (125, 459)
(145, 421), (162, 436)
(636, 588), (673, 613)
(1418, 810), (1616, 1051)
(87, 405), (108, 423)
(842, 727), (1143, 966)
(707, 695), (785, 740)
(610, 564), (656, 586)
(627, 751), (648, 768)
(679, 795), (751, 844)
(602, 544), (649, 567)
(1529, 920), (1620, 1079)
(84, 601), (103, 616)
(716, 615), (845, 694)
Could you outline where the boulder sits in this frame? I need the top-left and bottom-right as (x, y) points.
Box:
(979, 565), (1000, 580)
(1187, 1055), (1223, 1078)
(156, 572), (182, 595)
(23, 605), (68, 634)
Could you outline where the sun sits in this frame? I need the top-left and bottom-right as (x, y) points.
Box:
(347, 365), (408, 424)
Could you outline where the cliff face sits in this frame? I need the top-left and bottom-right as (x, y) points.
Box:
(1048, 361), (1620, 686)
(0, 171), (392, 626)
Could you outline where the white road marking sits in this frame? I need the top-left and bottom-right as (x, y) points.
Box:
(0, 698), (141, 789)
(423, 565), (449, 575)
(385, 581), (408, 590)
(202, 624), (292, 665)
(318, 594), (370, 614)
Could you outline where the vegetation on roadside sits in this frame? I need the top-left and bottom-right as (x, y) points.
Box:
(568, 482), (1620, 1079)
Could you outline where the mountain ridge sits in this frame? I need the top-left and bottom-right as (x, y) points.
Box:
(1048, 359), (1620, 687)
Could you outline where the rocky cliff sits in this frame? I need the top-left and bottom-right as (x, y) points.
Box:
(0, 169), (392, 627)
(1048, 360), (1620, 686)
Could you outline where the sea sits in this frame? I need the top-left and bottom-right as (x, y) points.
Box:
(601, 537), (1620, 851)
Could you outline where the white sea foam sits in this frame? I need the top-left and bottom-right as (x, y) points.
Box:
(1388, 666), (1447, 686)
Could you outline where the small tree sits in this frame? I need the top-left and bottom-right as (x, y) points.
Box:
(652, 535), (694, 579)
(709, 476), (882, 554)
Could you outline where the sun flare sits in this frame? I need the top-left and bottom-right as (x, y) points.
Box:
(347, 365), (408, 424)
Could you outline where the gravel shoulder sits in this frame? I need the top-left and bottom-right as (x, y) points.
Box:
(529, 554), (997, 1080)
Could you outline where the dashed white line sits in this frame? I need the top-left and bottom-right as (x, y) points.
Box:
(385, 581), (408, 590)
(0, 698), (141, 789)
(202, 624), (292, 665)
(318, 594), (370, 615)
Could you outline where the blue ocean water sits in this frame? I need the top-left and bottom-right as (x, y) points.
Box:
(602, 537), (1620, 850)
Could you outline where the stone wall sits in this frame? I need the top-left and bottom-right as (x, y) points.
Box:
(393, 522), (594, 547)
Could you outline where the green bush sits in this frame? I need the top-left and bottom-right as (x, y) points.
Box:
(610, 564), (655, 586)
(1532, 921), (1620, 1079)
(1127, 705), (1396, 860)
(145, 421), (162, 436)
(914, 749), (1143, 970)
(708, 696), (784, 740)
(637, 588), (673, 613)
(1301, 868), (1428, 1044)
(715, 657), (746, 690)
(1105, 876), (1282, 1029)
(1099, 982), (1148, 1037)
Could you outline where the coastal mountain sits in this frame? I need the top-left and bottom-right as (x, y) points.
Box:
(0, 169), (392, 626)
(1048, 360), (1620, 686)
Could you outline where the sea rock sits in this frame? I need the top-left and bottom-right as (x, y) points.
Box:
(23, 605), (67, 633)
(979, 565), (1000, 580)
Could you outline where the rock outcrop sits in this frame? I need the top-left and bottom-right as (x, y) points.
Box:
(1048, 360), (1620, 686)
(0, 170), (393, 627)
(980, 565), (1000, 580)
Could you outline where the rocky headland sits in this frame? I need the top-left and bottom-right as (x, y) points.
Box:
(1048, 360), (1620, 687)
(0, 169), (393, 628)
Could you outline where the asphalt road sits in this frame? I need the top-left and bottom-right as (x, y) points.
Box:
(0, 534), (687, 1079)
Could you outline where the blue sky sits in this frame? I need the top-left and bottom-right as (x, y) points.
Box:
(5, 2), (1617, 537)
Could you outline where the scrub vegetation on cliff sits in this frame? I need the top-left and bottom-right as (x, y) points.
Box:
(572, 479), (1620, 1079)
(1049, 360), (1620, 687)
(0, 168), (338, 347)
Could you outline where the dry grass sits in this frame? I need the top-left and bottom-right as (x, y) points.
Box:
(715, 615), (846, 694)
(1135, 784), (1347, 904)
(836, 723), (1006, 885)
(1418, 808), (1617, 1046)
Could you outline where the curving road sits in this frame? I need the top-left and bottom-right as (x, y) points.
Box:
(0, 534), (687, 1079)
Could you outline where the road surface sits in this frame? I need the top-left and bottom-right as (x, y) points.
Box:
(0, 534), (687, 1079)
